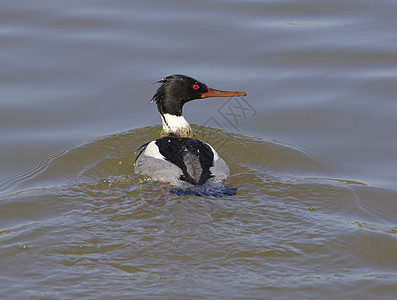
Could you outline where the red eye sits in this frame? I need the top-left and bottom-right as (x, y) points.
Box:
(192, 84), (200, 90)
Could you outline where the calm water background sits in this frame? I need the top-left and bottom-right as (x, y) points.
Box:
(1, 0), (397, 299)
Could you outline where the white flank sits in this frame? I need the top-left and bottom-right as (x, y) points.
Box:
(205, 143), (220, 161)
(161, 113), (190, 133)
(144, 141), (165, 160)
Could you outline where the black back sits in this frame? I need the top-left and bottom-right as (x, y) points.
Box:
(155, 137), (214, 185)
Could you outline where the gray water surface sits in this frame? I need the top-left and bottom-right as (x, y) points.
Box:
(1, 0), (397, 299)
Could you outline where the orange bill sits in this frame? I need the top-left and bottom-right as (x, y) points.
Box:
(201, 87), (247, 98)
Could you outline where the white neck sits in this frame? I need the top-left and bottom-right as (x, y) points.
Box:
(160, 113), (190, 134)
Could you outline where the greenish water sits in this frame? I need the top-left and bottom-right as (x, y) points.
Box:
(2, 127), (397, 299)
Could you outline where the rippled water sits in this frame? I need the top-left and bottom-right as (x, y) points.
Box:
(1, 0), (397, 299)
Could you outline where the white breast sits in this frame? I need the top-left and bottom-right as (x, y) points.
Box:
(143, 141), (165, 160)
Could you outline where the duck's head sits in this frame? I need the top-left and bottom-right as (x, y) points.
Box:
(151, 74), (247, 137)
(152, 74), (247, 116)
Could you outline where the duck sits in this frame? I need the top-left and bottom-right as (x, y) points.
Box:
(134, 74), (247, 196)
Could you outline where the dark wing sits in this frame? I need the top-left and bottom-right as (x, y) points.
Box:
(155, 137), (214, 186)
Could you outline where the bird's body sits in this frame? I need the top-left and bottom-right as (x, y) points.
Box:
(135, 136), (230, 187)
(134, 74), (247, 196)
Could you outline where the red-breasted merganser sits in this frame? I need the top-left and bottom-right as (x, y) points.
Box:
(134, 74), (247, 196)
